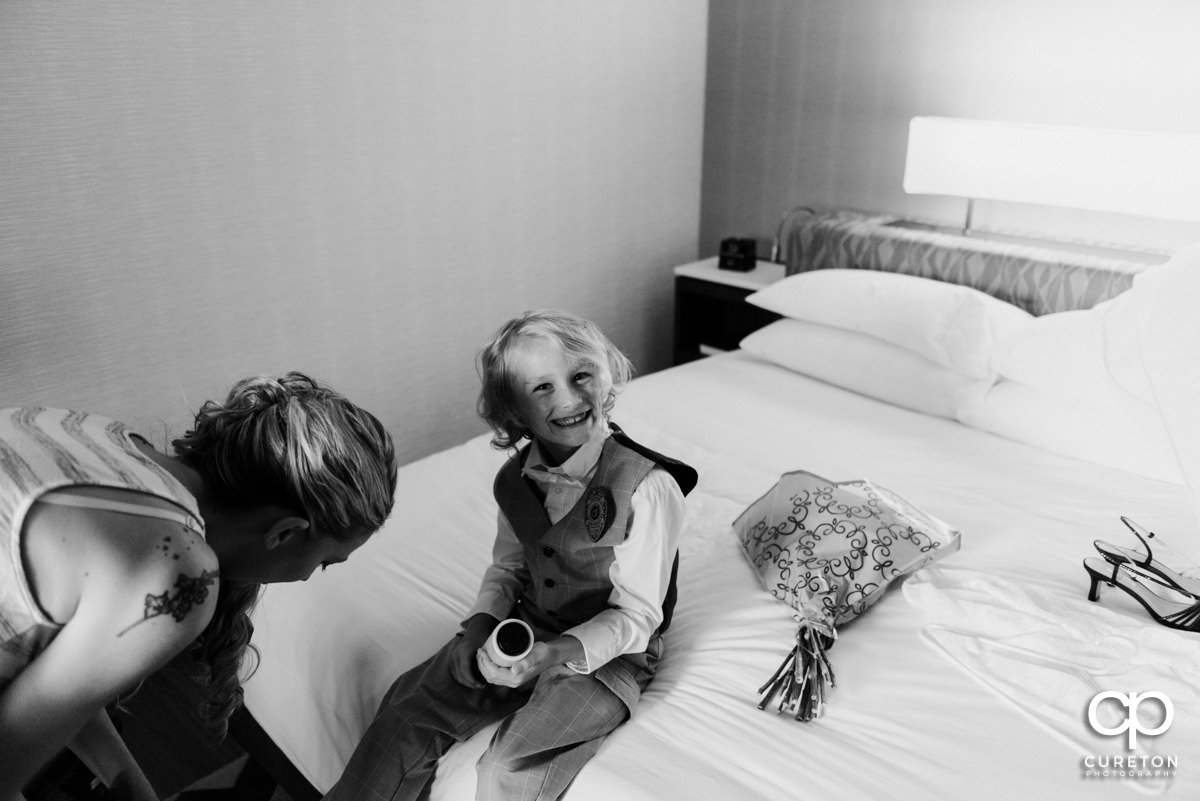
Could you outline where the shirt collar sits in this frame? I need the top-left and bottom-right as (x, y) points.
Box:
(522, 423), (610, 486)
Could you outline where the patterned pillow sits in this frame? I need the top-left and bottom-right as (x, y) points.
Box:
(784, 210), (1151, 316)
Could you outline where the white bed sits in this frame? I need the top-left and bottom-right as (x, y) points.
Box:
(242, 240), (1200, 800)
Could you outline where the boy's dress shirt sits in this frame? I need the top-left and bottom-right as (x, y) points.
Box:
(468, 430), (685, 673)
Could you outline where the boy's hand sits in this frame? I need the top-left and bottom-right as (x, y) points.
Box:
(476, 636), (585, 687)
(450, 614), (499, 688)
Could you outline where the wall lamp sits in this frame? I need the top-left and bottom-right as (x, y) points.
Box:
(903, 116), (1200, 234)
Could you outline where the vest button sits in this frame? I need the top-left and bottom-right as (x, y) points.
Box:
(543, 578), (556, 588)
(542, 546), (555, 557)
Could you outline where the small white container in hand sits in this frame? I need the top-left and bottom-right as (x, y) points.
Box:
(484, 618), (534, 667)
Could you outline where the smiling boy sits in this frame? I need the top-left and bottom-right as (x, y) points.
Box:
(325, 310), (697, 801)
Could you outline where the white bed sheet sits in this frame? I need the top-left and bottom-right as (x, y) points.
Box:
(244, 351), (1199, 800)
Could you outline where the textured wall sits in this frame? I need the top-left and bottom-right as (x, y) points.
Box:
(701, 0), (1200, 258)
(0, 2), (707, 463)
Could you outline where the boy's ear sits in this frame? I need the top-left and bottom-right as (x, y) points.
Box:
(264, 516), (311, 550)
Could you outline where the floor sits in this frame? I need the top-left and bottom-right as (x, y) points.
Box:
(26, 746), (290, 801)
(116, 659), (250, 799)
(26, 654), (288, 801)
(183, 757), (249, 792)
(173, 756), (296, 801)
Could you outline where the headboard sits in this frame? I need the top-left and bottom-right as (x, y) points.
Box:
(783, 209), (1160, 316)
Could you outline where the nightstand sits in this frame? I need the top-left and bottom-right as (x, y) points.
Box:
(673, 257), (786, 364)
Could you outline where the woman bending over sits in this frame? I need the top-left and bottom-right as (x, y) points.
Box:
(0, 373), (397, 801)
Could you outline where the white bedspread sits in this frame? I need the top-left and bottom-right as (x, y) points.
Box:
(245, 351), (1200, 800)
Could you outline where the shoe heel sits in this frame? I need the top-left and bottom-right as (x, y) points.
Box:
(1085, 563), (1109, 602)
(1083, 555), (1200, 631)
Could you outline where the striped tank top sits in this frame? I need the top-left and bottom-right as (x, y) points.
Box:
(0, 407), (203, 689)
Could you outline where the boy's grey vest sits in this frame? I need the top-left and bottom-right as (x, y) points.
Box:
(493, 424), (697, 637)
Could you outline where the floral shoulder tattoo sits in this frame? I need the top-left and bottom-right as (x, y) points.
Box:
(119, 535), (220, 639)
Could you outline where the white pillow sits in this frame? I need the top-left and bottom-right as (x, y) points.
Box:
(745, 269), (1033, 379)
(1129, 243), (1200, 526)
(991, 287), (1153, 408)
(739, 318), (981, 419)
(955, 378), (1183, 485)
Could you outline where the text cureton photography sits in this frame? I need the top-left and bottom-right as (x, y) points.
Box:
(1082, 691), (1180, 783)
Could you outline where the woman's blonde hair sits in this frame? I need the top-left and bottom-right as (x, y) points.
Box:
(476, 310), (633, 450)
(172, 371), (397, 738)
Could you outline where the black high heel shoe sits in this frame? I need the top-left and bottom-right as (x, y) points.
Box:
(1093, 516), (1200, 598)
(1084, 556), (1200, 631)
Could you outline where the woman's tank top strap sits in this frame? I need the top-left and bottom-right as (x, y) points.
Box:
(34, 489), (204, 536)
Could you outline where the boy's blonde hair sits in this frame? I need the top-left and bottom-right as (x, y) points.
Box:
(477, 309), (634, 449)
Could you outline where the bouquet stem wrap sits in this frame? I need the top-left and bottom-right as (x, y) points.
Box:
(733, 470), (961, 722)
(757, 609), (837, 721)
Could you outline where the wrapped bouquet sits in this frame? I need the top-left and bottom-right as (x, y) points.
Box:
(733, 470), (961, 721)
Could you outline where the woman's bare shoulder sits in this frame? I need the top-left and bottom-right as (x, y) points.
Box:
(89, 514), (219, 640)
(23, 494), (218, 637)
(15, 501), (220, 715)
